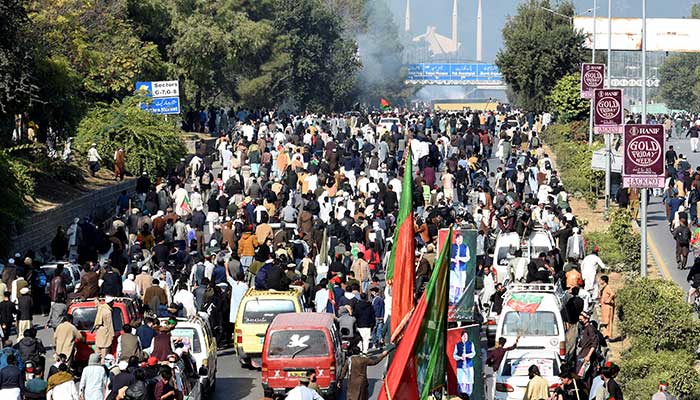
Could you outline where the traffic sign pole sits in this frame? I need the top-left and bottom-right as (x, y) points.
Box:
(640, 0), (648, 277)
(589, 0), (597, 146)
(605, 0), (613, 217)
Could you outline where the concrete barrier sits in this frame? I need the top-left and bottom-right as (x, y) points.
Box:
(10, 179), (137, 257)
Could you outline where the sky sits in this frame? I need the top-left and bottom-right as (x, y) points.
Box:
(388, 0), (700, 62)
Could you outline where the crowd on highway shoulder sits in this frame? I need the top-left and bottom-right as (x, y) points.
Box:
(0, 106), (647, 400)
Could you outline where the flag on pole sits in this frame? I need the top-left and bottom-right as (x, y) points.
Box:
(380, 98), (391, 111)
(379, 228), (453, 400)
(387, 151), (415, 336)
(180, 195), (191, 214)
(506, 293), (544, 313)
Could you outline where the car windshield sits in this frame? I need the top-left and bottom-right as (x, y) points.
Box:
(267, 330), (329, 358)
(242, 299), (296, 324)
(502, 357), (558, 377)
(502, 311), (558, 336)
(496, 246), (516, 265)
(72, 306), (125, 331)
(42, 267), (73, 283)
(171, 327), (202, 353)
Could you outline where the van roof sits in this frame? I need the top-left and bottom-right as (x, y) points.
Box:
(244, 287), (302, 298)
(268, 312), (335, 330)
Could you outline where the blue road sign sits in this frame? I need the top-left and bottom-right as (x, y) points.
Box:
(135, 81), (153, 96)
(141, 97), (180, 115)
(406, 63), (503, 84)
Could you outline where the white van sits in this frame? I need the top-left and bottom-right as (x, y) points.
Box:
(491, 232), (521, 282)
(495, 283), (567, 359)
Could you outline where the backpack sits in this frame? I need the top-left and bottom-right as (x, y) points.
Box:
(35, 271), (47, 289)
(531, 136), (540, 148)
(678, 227), (691, 244)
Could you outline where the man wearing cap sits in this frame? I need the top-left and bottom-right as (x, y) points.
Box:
(16, 287), (32, 341)
(576, 311), (598, 382)
(87, 143), (101, 177)
(94, 297), (115, 357)
(652, 380), (672, 400)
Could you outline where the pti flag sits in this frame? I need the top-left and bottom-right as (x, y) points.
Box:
(506, 293), (544, 313)
(379, 229), (453, 400)
(380, 98), (391, 110)
(387, 151), (415, 336)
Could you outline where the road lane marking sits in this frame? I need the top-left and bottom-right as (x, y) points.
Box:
(647, 229), (672, 280)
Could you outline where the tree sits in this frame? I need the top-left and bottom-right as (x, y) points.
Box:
(75, 96), (185, 177)
(496, 0), (586, 112)
(546, 73), (589, 123)
(264, 0), (361, 111)
(0, 0), (41, 140)
(659, 54), (700, 112)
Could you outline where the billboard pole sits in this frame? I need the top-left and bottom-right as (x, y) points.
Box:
(640, 0), (648, 277)
(604, 0), (613, 215)
(589, 0), (597, 146)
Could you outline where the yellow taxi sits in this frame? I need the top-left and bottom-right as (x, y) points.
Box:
(234, 287), (306, 367)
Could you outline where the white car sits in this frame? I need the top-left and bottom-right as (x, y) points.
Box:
(40, 263), (82, 294)
(494, 349), (562, 399)
(377, 117), (401, 133)
(496, 283), (568, 359)
(164, 315), (218, 395)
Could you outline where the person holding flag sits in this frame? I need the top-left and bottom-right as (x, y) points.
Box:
(338, 346), (393, 400)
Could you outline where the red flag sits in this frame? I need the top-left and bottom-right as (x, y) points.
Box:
(379, 291), (426, 400)
(380, 98), (391, 110)
(389, 151), (415, 336)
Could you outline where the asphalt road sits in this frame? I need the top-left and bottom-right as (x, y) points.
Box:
(645, 134), (697, 291)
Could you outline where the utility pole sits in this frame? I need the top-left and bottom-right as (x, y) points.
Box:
(588, 0), (598, 146)
(476, 0), (483, 61)
(604, 0), (612, 215)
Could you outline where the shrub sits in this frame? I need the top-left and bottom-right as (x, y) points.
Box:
(618, 348), (700, 400)
(609, 208), (641, 272)
(617, 277), (700, 353)
(0, 149), (34, 256)
(546, 73), (590, 123)
(75, 95), (186, 178)
(585, 231), (624, 270)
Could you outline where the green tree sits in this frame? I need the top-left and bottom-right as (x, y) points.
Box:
(496, 0), (586, 112)
(659, 54), (700, 112)
(546, 73), (589, 123)
(0, 0), (41, 139)
(268, 0), (361, 111)
(75, 96), (185, 177)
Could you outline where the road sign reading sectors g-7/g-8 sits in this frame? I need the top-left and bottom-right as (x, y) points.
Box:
(136, 81), (180, 115)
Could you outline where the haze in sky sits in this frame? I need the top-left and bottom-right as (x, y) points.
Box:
(389, 0), (700, 62)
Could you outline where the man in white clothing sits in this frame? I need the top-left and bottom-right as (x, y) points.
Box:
(87, 143), (101, 176)
(580, 246), (606, 299)
(285, 376), (323, 400)
(173, 283), (197, 316)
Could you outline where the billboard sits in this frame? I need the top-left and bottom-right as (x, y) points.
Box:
(581, 63), (605, 99)
(405, 63), (503, 84)
(574, 17), (700, 52)
(623, 124), (665, 188)
(593, 89), (623, 134)
(437, 228), (476, 322)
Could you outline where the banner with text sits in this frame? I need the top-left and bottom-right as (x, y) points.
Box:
(593, 88), (623, 134)
(581, 63), (605, 99)
(437, 228), (476, 322)
(623, 124), (665, 188)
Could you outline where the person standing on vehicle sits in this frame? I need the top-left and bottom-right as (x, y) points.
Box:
(523, 365), (549, 400)
(674, 217), (692, 269)
(337, 346), (391, 400)
(93, 297), (115, 358)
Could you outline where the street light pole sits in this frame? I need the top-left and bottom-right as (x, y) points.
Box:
(589, 0), (598, 146)
(604, 0), (612, 214)
(640, 0), (648, 277)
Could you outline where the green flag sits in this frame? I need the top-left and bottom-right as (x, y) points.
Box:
(385, 151), (413, 280)
(416, 228), (452, 398)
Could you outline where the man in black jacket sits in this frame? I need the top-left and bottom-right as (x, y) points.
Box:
(0, 354), (23, 396)
(0, 292), (16, 342)
(353, 293), (375, 353)
(14, 328), (45, 370)
(101, 266), (123, 297)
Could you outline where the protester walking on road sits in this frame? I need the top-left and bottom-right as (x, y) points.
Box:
(673, 217), (692, 269)
(523, 365), (549, 400)
(338, 346), (391, 400)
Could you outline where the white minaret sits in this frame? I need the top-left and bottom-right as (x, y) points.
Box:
(452, 0), (458, 44)
(405, 0), (411, 32)
(476, 0), (483, 61)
